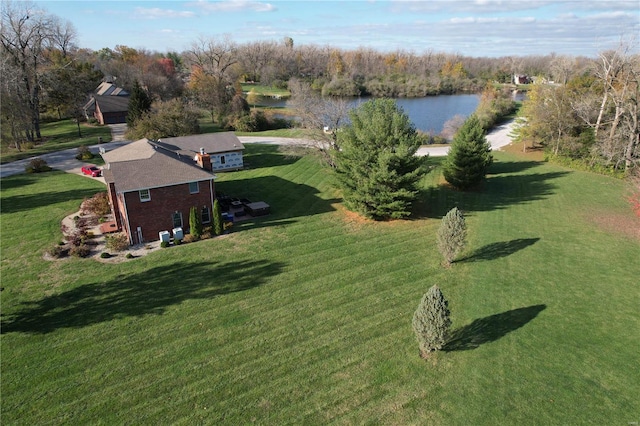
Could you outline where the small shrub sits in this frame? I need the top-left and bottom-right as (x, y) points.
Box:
(69, 244), (91, 258)
(160, 241), (170, 248)
(412, 285), (452, 358)
(223, 222), (233, 232)
(81, 192), (111, 217)
(182, 234), (196, 244)
(200, 230), (212, 240)
(436, 207), (467, 267)
(174, 238), (182, 245)
(105, 233), (129, 252)
(66, 231), (86, 247)
(48, 245), (68, 258)
(75, 145), (94, 160)
(25, 158), (52, 173)
(125, 253), (134, 259)
(100, 252), (112, 259)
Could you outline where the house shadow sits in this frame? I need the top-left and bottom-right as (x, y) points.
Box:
(457, 238), (540, 263)
(443, 304), (546, 352)
(1, 259), (285, 335)
(216, 175), (339, 229)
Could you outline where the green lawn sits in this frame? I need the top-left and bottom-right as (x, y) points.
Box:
(1, 120), (113, 164)
(1, 146), (639, 424)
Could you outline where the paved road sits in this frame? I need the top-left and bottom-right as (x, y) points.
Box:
(0, 120), (516, 179)
(239, 119), (516, 158)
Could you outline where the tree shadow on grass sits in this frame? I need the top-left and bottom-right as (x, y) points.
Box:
(443, 304), (546, 352)
(1, 188), (100, 214)
(1, 259), (285, 334)
(417, 170), (570, 219)
(487, 160), (542, 175)
(457, 238), (540, 263)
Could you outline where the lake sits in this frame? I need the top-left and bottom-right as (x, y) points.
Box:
(259, 94), (478, 134)
(259, 92), (526, 134)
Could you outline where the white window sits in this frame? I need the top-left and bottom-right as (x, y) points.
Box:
(189, 181), (199, 194)
(202, 206), (211, 224)
(139, 189), (151, 202)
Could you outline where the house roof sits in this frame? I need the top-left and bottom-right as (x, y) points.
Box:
(158, 132), (245, 155)
(96, 82), (129, 96)
(94, 95), (129, 113)
(102, 138), (215, 193)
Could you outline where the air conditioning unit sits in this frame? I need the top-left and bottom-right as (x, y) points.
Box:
(172, 227), (183, 240)
(158, 231), (170, 243)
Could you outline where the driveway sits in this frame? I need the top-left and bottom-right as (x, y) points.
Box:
(0, 120), (516, 179)
(0, 140), (130, 179)
(416, 119), (516, 157)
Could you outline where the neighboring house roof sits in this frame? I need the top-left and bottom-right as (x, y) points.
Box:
(103, 138), (215, 193)
(96, 82), (129, 96)
(158, 132), (245, 154)
(94, 95), (129, 113)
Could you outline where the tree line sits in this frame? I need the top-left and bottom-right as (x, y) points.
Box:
(2, 1), (637, 175)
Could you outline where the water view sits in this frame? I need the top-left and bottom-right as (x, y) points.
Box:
(260, 92), (526, 134)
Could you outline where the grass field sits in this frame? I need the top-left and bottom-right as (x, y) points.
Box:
(1, 120), (113, 164)
(1, 145), (639, 424)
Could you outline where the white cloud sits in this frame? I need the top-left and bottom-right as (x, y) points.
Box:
(135, 7), (196, 20)
(188, 0), (276, 13)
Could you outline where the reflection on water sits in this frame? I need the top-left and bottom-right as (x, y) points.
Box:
(257, 92), (527, 134)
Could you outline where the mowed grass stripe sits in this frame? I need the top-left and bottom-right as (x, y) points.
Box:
(2, 148), (639, 424)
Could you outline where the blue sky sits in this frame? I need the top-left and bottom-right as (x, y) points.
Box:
(37, 0), (639, 57)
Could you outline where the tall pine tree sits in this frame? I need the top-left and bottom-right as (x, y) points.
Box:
(126, 80), (152, 127)
(334, 98), (426, 220)
(442, 114), (493, 190)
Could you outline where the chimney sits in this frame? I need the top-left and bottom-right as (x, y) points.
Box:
(196, 152), (212, 171)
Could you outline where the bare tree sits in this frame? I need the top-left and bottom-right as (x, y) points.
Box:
(185, 35), (239, 119)
(593, 42), (639, 170)
(1, 0), (71, 141)
(288, 78), (351, 166)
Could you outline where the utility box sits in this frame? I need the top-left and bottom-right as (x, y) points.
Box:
(159, 231), (170, 243)
(172, 227), (183, 240)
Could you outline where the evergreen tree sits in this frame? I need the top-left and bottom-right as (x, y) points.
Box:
(412, 285), (452, 358)
(189, 206), (202, 240)
(126, 80), (152, 127)
(442, 114), (493, 190)
(212, 199), (223, 236)
(334, 98), (426, 220)
(436, 207), (467, 267)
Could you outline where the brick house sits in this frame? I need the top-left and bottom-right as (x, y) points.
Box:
(101, 133), (244, 244)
